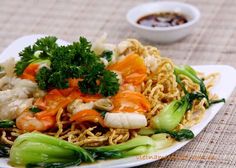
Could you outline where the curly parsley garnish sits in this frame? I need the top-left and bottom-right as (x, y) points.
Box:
(15, 36), (120, 96)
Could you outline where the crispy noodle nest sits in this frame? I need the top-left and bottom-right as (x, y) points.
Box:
(1, 38), (219, 147)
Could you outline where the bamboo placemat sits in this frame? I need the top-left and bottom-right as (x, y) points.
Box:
(0, 0), (235, 167)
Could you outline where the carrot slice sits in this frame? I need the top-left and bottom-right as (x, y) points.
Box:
(108, 54), (147, 85)
(124, 73), (147, 85)
(20, 73), (36, 81)
(68, 90), (82, 99)
(24, 63), (39, 75)
(59, 88), (74, 97)
(80, 94), (102, 103)
(69, 78), (82, 88)
(44, 89), (64, 103)
(20, 63), (40, 81)
(70, 109), (105, 127)
(112, 90), (150, 113)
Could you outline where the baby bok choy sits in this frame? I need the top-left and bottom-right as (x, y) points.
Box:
(151, 93), (193, 131)
(0, 120), (15, 128)
(150, 65), (225, 140)
(174, 65), (225, 107)
(138, 128), (194, 141)
(9, 133), (94, 167)
(151, 91), (205, 133)
(87, 134), (174, 160)
(0, 144), (10, 157)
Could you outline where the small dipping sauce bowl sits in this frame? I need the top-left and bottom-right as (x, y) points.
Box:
(126, 1), (200, 43)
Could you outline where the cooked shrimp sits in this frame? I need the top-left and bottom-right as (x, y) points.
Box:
(16, 110), (55, 132)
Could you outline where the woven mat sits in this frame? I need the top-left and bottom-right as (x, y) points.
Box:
(0, 0), (235, 167)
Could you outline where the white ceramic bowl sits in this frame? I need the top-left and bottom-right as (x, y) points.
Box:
(126, 1), (200, 43)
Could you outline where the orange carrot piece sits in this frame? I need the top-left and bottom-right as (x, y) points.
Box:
(124, 73), (147, 85)
(107, 54), (147, 85)
(80, 94), (102, 103)
(70, 109), (105, 127)
(69, 78), (82, 88)
(59, 88), (74, 97)
(20, 63), (40, 81)
(20, 73), (36, 81)
(24, 63), (39, 75)
(112, 90), (150, 113)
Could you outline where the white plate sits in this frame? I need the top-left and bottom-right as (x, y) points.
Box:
(0, 35), (236, 168)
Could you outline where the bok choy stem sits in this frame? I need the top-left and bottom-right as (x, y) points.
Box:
(87, 134), (173, 159)
(174, 65), (225, 107)
(0, 120), (15, 128)
(9, 133), (94, 167)
(139, 128), (194, 141)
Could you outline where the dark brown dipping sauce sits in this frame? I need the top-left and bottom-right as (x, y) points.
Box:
(137, 12), (188, 28)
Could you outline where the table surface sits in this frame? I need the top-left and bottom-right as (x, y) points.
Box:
(0, 0), (235, 167)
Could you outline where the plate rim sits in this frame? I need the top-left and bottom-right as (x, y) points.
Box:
(0, 35), (235, 168)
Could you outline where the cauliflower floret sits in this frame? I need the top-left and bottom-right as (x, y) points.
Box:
(67, 99), (94, 114)
(144, 55), (159, 73)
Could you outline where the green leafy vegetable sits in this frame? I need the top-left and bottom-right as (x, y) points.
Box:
(78, 63), (105, 95)
(138, 127), (156, 135)
(26, 159), (81, 168)
(152, 95), (189, 131)
(35, 67), (51, 90)
(48, 71), (69, 89)
(16, 36), (120, 96)
(101, 50), (113, 62)
(87, 136), (154, 159)
(149, 65), (224, 139)
(139, 128), (194, 141)
(97, 70), (119, 97)
(0, 144), (10, 157)
(52, 38), (119, 96)
(9, 133), (173, 166)
(152, 91), (205, 131)
(9, 133), (94, 167)
(99, 111), (107, 118)
(87, 134), (173, 160)
(168, 129), (194, 141)
(15, 36), (57, 75)
(174, 65), (225, 107)
(0, 120), (15, 128)
(29, 106), (41, 113)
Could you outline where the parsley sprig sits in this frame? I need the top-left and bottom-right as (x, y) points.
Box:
(15, 36), (120, 97)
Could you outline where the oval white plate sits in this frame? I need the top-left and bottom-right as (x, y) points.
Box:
(0, 35), (236, 168)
